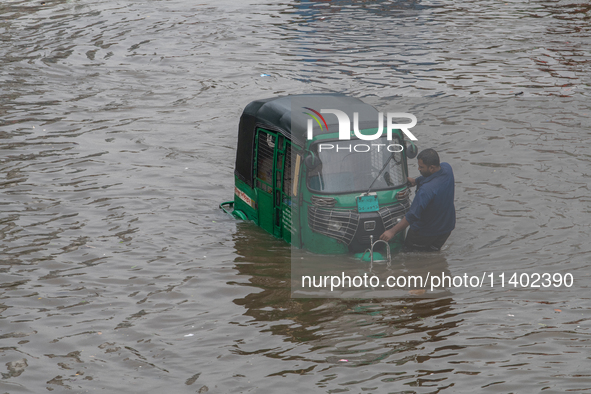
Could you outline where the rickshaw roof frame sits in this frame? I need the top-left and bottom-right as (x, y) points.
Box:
(234, 94), (396, 188)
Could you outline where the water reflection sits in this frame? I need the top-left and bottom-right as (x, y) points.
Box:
(228, 220), (590, 392)
(231, 223), (461, 371)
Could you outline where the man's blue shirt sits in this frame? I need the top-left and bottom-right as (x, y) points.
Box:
(405, 162), (456, 237)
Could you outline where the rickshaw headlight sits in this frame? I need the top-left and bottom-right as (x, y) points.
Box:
(396, 188), (410, 200)
(307, 206), (358, 245)
(328, 220), (343, 232)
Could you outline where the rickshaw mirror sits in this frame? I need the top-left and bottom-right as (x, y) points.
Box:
(406, 141), (418, 159)
(305, 152), (321, 170)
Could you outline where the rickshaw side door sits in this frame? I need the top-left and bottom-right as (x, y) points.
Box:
(254, 129), (275, 235)
(281, 141), (301, 246)
(255, 128), (294, 240)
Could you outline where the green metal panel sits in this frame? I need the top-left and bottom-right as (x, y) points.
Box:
(233, 178), (258, 223)
(273, 135), (285, 238)
(283, 142), (303, 248)
(254, 129), (277, 235)
(257, 191), (274, 234)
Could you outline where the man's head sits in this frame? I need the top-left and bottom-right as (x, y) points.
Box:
(417, 148), (440, 178)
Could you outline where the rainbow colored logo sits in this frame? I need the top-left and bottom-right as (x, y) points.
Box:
(303, 107), (329, 133)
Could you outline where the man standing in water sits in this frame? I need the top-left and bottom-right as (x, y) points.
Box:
(380, 148), (455, 251)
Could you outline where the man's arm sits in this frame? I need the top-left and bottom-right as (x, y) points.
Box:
(380, 175), (427, 242)
(409, 175), (425, 187)
(379, 216), (410, 242)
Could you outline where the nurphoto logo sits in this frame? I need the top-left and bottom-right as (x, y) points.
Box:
(304, 109), (418, 152)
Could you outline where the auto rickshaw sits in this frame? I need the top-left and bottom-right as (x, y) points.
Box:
(220, 94), (417, 260)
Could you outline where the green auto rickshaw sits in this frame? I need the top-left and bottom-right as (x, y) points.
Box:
(220, 94), (417, 260)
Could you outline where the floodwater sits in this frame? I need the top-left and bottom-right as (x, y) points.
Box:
(1, 0), (590, 392)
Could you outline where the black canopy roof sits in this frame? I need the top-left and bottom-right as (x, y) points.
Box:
(234, 94), (381, 187)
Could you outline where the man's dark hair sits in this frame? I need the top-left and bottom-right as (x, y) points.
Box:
(417, 148), (440, 167)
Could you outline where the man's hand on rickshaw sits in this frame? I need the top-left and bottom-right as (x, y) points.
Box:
(380, 227), (397, 242)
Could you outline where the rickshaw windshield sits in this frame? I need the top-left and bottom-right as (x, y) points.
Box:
(307, 135), (407, 194)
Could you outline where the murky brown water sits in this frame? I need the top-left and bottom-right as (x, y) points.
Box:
(1, 0), (590, 392)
